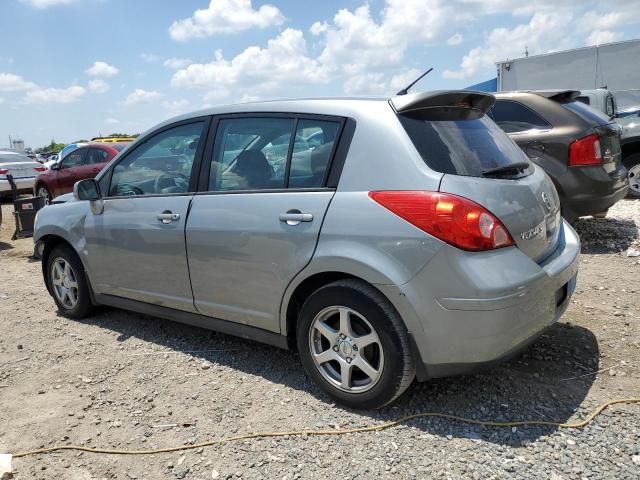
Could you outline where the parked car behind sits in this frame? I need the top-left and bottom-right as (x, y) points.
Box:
(490, 91), (628, 221)
(34, 92), (580, 408)
(576, 88), (640, 198)
(0, 150), (47, 197)
(34, 143), (126, 203)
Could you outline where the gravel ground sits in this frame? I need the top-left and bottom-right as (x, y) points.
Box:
(0, 199), (639, 480)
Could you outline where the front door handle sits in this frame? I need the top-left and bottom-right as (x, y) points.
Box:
(157, 211), (180, 224)
(279, 210), (313, 226)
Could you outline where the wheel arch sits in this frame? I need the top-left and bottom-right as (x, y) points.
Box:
(622, 139), (640, 163)
(40, 234), (94, 303)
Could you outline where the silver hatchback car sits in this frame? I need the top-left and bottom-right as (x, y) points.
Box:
(34, 91), (580, 408)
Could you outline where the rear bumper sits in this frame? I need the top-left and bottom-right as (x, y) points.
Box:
(378, 220), (580, 380)
(0, 177), (36, 193)
(557, 164), (628, 217)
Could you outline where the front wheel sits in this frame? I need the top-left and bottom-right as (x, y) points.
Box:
(46, 244), (93, 318)
(297, 279), (415, 409)
(625, 153), (640, 198)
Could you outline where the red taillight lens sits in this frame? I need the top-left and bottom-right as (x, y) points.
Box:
(0, 168), (8, 175)
(569, 134), (602, 166)
(34, 166), (46, 172)
(368, 191), (514, 251)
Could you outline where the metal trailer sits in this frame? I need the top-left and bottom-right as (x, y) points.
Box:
(496, 39), (640, 92)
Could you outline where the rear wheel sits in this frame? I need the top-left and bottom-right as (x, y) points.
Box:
(46, 244), (93, 318)
(625, 153), (640, 198)
(37, 185), (51, 205)
(297, 279), (415, 409)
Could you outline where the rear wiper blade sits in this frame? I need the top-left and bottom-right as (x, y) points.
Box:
(482, 161), (530, 177)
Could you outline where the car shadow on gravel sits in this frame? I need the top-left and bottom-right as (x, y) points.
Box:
(76, 309), (598, 447)
(574, 216), (638, 254)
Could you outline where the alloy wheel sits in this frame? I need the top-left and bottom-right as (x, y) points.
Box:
(38, 186), (51, 205)
(308, 306), (384, 393)
(51, 257), (79, 309)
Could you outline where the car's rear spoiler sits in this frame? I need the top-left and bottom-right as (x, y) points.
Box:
(531, 90), (581, 102)
(390, 90), (495, 120)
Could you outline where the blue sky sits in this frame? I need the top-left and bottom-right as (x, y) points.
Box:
(1, 0), (639, 148)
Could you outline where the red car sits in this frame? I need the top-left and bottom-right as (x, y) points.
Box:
(34, 143), (127, 203)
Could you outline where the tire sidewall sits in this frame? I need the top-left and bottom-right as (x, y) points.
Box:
(297, 284), (409, 409)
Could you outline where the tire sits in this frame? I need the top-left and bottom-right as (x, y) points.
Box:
(36, 184), (51, 205)
(46, 244), (93, 318)
(296, 279), (415, 409)
(624, 153), (640, 199)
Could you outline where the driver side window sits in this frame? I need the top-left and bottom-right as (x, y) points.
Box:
(109, 121), (205, 197)
(62, 149), (87, 168)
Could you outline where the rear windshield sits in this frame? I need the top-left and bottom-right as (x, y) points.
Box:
(562, 101), (611, 125)
(398, 115), (529, 177)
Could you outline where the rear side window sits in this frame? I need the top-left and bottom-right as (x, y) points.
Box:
(399, 115), (529, 177)
(87, 148), (108, 164)
(562, 100), (611, 125)
(289, 119), (340, 188)
(489, 100), (551, 133)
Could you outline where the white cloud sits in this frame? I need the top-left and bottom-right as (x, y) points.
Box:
(105, 117), (119, 125)
(140, 53), (162, 63)
(314, 1), (451, 76)
(389, 68), (424, 92)
(443, 12), (574, 79)
(162, 99), (191, 110)
(164, 57), (192, 70)
(25, 85), (86, 103)
(240, 93), (260, 103)
(447, 33), (464, 46)
(171, 29), (328, 92)
(88, 78), (110, 93)
(20, 0), (74, 8)
(586, 29), (622, 45)
(169, 0), (284, 41)
(124, 89), (162, 105)
(0, 73), (37, 91)
(343, 73), (387, 95)
(86, 61), (119, 77)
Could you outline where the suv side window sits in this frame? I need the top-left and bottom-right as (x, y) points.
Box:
(109, 121), (205, 197)
(87, 148), (108, 165)
(209, 117), (294, 191)
(61, 149), (87, 168)
(289, 119), (340, 188)
(489, 100), (551, 133)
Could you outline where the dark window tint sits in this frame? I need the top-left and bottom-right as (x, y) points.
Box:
(576, 96), (591, 105)
(562, 100), (611, 125)
(62, 149), (87, 168)
(289, 119), (340, 188)
(109, 121), (205, 196)
(399, 115), (529, 177)
(209, 117), (294, 191)
(489, 100), (551, 133)
(87, 148), (108, 164)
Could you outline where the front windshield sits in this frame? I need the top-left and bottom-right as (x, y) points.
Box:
(613, 90), (640, 117)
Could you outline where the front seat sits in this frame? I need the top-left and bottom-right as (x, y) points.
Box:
(234, 150), (273, 188)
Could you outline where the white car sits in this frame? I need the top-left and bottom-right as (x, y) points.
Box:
(0, 150), (47, 196)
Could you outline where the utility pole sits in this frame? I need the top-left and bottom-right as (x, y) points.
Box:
(524, 45), (529, 57)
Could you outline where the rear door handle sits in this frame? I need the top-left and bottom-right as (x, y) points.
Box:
(279, 210), (313, 226)
(157, 211), (180, 224)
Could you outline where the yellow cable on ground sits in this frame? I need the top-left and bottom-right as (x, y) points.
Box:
(12, 397), (640, 459)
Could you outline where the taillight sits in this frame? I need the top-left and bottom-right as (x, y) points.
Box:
(34, 166), (46, 172)
(569, 134), (602, 166)
(0, 168), (8, 175)
(368, 191), (514, 251)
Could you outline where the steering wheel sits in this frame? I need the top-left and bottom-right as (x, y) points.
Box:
(154, 171), (189, 193)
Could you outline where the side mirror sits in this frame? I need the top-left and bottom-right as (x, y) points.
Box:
(74, 178), (101, 201)
(50, 162), (60, 170)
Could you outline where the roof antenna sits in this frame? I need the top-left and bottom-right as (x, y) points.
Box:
(396, 67), (434, 96)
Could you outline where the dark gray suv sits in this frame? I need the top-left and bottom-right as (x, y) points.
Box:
(491, 91), (629, 222)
